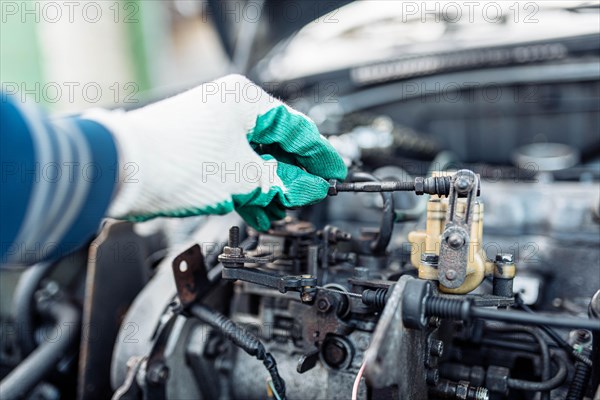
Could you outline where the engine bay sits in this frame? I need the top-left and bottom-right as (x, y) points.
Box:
(1, 2), (599, 400)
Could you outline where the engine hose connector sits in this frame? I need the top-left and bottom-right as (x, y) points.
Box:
(401, 280), (600, 331)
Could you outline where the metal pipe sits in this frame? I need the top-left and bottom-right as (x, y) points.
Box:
(0, 300), (80, 400)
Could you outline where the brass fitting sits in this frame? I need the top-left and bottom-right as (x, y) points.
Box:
(408, 176), (491, 294)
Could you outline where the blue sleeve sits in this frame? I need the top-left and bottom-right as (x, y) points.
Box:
(1, 94), (118, 266)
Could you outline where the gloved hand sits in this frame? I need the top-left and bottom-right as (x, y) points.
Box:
(84, 75), (347, 231)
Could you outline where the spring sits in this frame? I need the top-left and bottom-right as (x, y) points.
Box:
(362, 288), (388, 310)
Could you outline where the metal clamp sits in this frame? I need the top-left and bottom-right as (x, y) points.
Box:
(438, 170), (480, 289)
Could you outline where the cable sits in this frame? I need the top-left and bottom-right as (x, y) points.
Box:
(486, 325), (551, 400)
(566, 348), (592, 400)
(471, 307), (600, 331)
(190, 304), (286, 400)
(507, 355), (568, 392)
(268, 379), (283, 400)
(422, 293), (600, 331)
(352, 361), (367, 400)
(480, 338), (540, 353)
(516, 298), (593, 367)
(317, 286), (362, 299)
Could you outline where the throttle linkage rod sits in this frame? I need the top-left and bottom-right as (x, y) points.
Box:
(328, 175), (480, 197)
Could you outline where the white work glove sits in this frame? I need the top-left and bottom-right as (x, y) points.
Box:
(84, 75), (347, 231)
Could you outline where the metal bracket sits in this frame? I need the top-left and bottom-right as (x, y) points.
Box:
(218, 226), (318, 302)
(221, 266), (317, 296)
(438, 170), (480, 289)
(172, 244), (211, 308)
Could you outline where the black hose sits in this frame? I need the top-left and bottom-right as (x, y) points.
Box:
(0, 300), (80, 399)
(189, 304), (286, 400)
(471, 307), (600, 331)
(480, 338), (541, 353)
(507, 355), (568, 392)
(516, 298), (593, 367)
(348, 172), (394, 254)
(486, 325), (551, 400)
(11, 262), (55, 356)
(566, 348), (592, 400)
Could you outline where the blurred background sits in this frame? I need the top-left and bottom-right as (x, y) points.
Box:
(1, 0), (231, 112)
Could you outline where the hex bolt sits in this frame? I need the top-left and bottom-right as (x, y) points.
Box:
(428, 338), (444, 357)
(317, 298), (332, 313)
(493, 253), (515, 297)
(426, 369), (440, 386)
(229, 226), (240, 248)
(353, 267), (370, 280)
(430, 380), (489, 400)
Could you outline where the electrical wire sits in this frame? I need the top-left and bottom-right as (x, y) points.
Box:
(486, 325), (551, 400)
(507, 355), (568, 392)
(516, 298), (593, 367)
(190, 304), (286, 400)
(471, 306), (600, 331)
(352, 361), (367, 400)
(268, 379), (282, 400)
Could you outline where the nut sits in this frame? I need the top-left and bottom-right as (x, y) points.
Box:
(495, 253), (514, 263)
(317, 298), (332, 312)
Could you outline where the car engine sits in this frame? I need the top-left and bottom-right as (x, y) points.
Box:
(0, 2), (599, 400)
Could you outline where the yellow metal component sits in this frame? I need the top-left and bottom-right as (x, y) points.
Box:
(409, 196), (490, 294)
(494, 261), (516, 279)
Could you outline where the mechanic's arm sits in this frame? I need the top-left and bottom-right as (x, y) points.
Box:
(1, 75), (347, 266)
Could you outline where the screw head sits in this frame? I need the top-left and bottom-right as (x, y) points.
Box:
(445, 269), (457, 280)
(455, 176), (472, 193)
(447, 233), (465, 249)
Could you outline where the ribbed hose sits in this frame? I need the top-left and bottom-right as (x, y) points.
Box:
(425, 297), (471, 320)
(190, 304), (286, 399)
(566, 348), (592, 400)
(0, 300), (80, 400)
(362, 288), (388, 311)
(423, 296), (600, 331)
